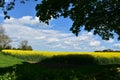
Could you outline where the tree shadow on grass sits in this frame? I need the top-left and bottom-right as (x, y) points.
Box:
(0, 62), (120, 80)
(1, 54), (120, 80)
(37, 54), (99, 68)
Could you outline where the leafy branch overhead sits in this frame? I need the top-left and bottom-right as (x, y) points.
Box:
(1, 0), (120, 40)
(0, 0), (37, 19)
(36, 0), (120, 40)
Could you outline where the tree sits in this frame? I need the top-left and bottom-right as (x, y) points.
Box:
(0, 26), (12, 50)
(0, 0), (37, 19)
(1, 0), (120, 40)
(35, 0), (120, 40)
(18, 40), (33, 50)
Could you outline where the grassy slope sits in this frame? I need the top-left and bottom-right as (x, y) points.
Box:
(0, 52), (23, 67)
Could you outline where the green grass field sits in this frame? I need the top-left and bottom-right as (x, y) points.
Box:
(0, 53), (23, 67)
(1, 51), (120, 80)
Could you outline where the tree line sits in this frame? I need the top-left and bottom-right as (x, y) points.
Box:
(95, 49), (120, 52)
(0, 26), (33, 51)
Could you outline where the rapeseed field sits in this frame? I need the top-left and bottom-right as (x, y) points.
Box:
(2, 50), (120, 64)
(2, 50), (120, 57)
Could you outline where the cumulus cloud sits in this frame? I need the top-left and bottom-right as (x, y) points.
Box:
(113, 43), (120, 50)
(95, 46), (106, 51)
(4, 16), (52, 28)
(114, 44), (120, 47)
(2, 16), (115, 51)
(89, 40), (101, 47)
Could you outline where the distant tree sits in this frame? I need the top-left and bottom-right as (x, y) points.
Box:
(94, 49), (120, 52)
(18, 40), (33, 50)
(20, 40), (28, 50)
(27, 45), (33, 50)
(0, 26), (12, 50)
(12, 47), (17, 50)
(103, 49), (114, 52)
(0, 0), (120, 40)
(0, 46), (2, 51)
(5, 45), (12, 49)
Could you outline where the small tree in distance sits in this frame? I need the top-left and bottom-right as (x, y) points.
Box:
(18, 40), (33, 50)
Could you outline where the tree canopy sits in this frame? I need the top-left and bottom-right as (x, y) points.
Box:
(1, 0), (120, 40)
(36, 0), (120, 40)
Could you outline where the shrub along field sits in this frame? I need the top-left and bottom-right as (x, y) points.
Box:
(1, 50), (120, 80)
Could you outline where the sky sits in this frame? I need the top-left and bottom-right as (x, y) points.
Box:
(0, 0), (120, 52)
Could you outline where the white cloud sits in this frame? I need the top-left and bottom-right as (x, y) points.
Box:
(89, 40), (101, 47)
(113, 43), (120, 50)
(4, 16), (51, 28)
(114, 44), (120, 47)
(1, 16), (113, 51)
(95, 46), (106, 51)
(47, 38), (60, 42)
(35, 36), (46, 40)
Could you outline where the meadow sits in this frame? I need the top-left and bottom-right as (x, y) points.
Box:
(1, 50), (120, 80)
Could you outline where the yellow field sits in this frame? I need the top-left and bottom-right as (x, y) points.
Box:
(2, 50), (120, 58)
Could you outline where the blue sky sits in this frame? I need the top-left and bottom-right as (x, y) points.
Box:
(0, 0), (120, 51)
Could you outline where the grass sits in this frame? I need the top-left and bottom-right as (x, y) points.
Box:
(1, 51), (120, 80)
(0, 60), (120, 80)
(0, 52), (23, 68)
